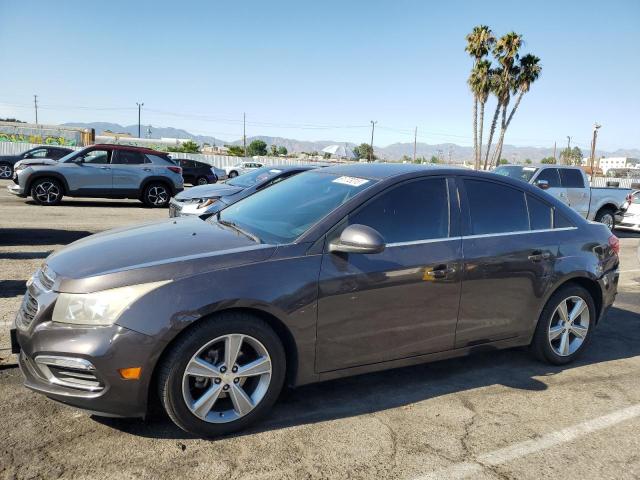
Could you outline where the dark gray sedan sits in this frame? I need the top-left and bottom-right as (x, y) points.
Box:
(13, 164), (619, 437)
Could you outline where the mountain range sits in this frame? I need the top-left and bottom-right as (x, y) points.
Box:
(63, 122), (640, 162)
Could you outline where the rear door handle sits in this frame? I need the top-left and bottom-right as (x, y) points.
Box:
(143, 168), (152, 172)
(424, 265), (456, 279)
(100, 167), (111, 170)
(528, 251), (551, 262)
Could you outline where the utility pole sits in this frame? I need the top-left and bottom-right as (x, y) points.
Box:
(589, 123), (602, 174)
(33, 95), (38, 124)
(243, 112), (247, 157)
(136, 102), (144, 138)
(565, 136), (571, 165)
(553, 141), (556, 163)
(413, 126), (417, 163)
(369, 120), (377, 162)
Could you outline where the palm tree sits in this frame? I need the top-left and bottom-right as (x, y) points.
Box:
(465, 26), (495, 169)
(468, 59), (492, 170)
(491, 54), (542, 164)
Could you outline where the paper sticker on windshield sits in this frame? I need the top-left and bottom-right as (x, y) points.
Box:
(269, 169), (282, 174)
(523, 167), (537, 171)
(333, 176), (369, 187)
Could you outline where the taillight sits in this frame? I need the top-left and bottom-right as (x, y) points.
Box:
(167, 166), (182, 174)
(608, 234), (620, 255)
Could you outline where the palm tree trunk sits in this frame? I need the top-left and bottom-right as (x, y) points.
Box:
(492, 91), (525, 167)
(477, 100), (486, 170)
(483, 103), (500, 170)
(472, 98), (478, 169)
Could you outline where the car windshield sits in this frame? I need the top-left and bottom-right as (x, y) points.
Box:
(58, 149), (84, 163)
(494, 165), (538, 182)
(227, 167), (284, 188)
(214, 171), (377, 244)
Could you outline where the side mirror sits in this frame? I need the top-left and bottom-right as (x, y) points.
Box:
(329, 224), (385, 254)
(535, 179), (550, 190)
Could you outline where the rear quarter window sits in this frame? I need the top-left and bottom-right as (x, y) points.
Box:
(146, 154), (174, 165)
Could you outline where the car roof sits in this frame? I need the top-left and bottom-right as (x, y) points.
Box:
(90, 143), (167, 155)
(316, 162), (461, 180)
(266, 164), (318, 172)
(497, 164), (582, 170)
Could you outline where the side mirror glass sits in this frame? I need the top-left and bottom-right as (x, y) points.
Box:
(535, 179), (550, 190)
(329, 224), (385, 254)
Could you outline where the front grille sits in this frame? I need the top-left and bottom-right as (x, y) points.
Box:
(21, 291), (39, 325)
(38, 267), (55, 290)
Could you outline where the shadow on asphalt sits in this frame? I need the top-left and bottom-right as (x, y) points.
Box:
(615, 230), (640, 239)
(0, 228), (92, 246)
(23, 199), (146, 208)
(0, 251), (52, 260)
(94, 301), (640, 441)
(0, 280), (26, 298)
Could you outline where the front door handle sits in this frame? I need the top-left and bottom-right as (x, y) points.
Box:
(528, 251), (551, 262)
(424, 264), (456, 280)
(143, 168), (152, 172)
(100, 166), (111, 170)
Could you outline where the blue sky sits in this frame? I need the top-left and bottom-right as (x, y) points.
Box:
(1, 0), (638, 151)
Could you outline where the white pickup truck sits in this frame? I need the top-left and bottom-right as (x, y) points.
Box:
(494, 164), (631, 229)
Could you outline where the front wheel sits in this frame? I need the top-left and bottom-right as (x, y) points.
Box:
(228, 170), (238, 178)
(30, 178), (63, 205)
(0, 163), (12, 179)
(594, 207), (616, 230)
(531, 284), (595, 365)
(157, 313), (286, 437)
(142, 182), (170, 208)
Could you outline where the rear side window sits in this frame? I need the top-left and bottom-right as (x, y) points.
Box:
(349, 177), (449, 243)
(527, 194), (552, 230)
(535, 168), (561, 187)
(464, 179), (528, 234)
(114, 151), (146, 165)
(560, 169), (585, 188)
(146, 154), (173, 165)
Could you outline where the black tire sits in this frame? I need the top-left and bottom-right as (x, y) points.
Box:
(531, 284), (596, 365)
(0, 162), (13, 179)
(142, 182), (171, 208)
(196, 176), (209, 186)
(594, 207), (616, 230)
(228, 170), (238, 178)
(30, 178), (63, 205)
(157, 312), (286, 437)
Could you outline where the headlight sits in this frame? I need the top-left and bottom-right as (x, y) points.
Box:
(197, 198), (217, 209)
(52, 281), (170, 326)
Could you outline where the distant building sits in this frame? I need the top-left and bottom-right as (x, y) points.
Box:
(101, 130), (132, 138)
(593, 157), (640, 174)
(201, 144), (229, 154)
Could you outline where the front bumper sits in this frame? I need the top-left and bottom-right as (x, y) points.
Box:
(7, 183), (25, 196)
(16, 321), (159, 418)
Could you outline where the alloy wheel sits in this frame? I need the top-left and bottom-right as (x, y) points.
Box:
(0, 164), (11, 178)
(548, 295), (590, 356)
(599, 213), (614, 230)
(34, 181), (61, 204)
(181, 334), (272, 423)
(197, 177), (208, 185)
(147, 186), (168, 206)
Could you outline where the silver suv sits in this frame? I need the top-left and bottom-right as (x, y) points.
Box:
(8, 144), (184, 207)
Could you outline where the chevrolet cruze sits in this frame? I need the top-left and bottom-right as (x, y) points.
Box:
(12, 164), (619, 437)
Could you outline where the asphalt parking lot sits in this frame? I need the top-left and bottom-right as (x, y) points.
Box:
(1, 179), (639, 480)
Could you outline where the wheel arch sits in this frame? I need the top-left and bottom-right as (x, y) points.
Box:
(595, 203), (618, 216)
(140, 176), (176, 196)
(25, 172), (70, 194)
(147, 306), (299, 414)
(543, 275), (603, 324)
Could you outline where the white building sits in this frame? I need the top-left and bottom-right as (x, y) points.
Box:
(595, 157), (640, 174)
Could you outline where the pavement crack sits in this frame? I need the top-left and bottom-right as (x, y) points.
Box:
(371, 414), (399, 470)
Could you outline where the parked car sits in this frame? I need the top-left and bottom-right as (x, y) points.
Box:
(0, 146), (73, 179)
(169, 165), (316, 218)
(174, 158), (227, 185)
(8, 144), (183, 207)
(615, 190), (640, 231)
(494, 164), (630, 229)
(12, 164), (619, 437)
(222, 161), (264, 178)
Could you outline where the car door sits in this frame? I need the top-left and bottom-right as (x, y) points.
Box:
(180, 160), (195, 183)
(316, 176), (463, 372)
(454, 178), (558, 347)
(532, 167), (568, 206)
(560, 168), (589, 218)
(111, 150), (150, 194)
(60, 148), (113, 194)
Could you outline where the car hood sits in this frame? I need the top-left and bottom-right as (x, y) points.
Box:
(15, 158), (58, 168)
(175, 183), (243, 200)
(46, 217), (275, 293)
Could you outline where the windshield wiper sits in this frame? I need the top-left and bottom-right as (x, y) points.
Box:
(217, 216), (261, 243)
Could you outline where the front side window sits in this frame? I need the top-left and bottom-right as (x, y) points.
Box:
(347, 178), (449, 243)
(535, 168), (561, 187)
(464, 179), (529, 234)
(80, 149), (110, 164)
(217, 171), (376, 244)
(560, 169), (585, 188)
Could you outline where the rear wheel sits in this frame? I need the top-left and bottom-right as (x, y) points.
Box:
(531, 284), (595, 365)
(0, 163), (12, 179)
(142, 182), (170, 208)
(30, 178), (63, 205)
(594, 207), (616, 230)
(158, 313), (286, 437)
(196, 176), (209, 186)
